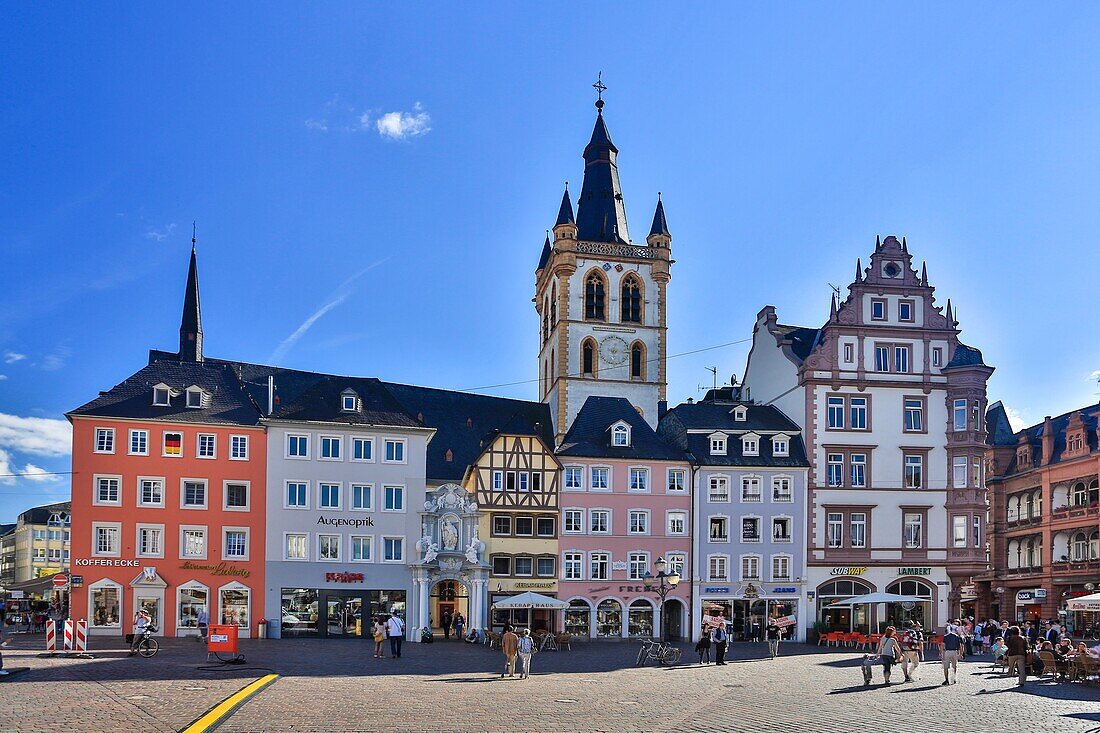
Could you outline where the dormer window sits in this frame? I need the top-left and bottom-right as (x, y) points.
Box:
(742, 433), (760, 457)
(152, 385), (171, 406)
(341, 391), (359, 412)
(185, 387), (204, 409)
(772, 436), (789, 456)
(710, 433), (727, 455)
(1017, 447), (1031, 469)
(611, 423), (630, 447)
(733, 406), (748, 422)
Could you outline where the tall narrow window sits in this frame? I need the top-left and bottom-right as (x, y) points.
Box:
(620, 275), (641, 322)
(850, 397), (868, 429)
(850, 454), (867, 488)
(903, 398), (924, 432)
(550, 282), (557, 324)
(827, 513), (843, 548)
(894, 345), (910, 373)
(630, 342), (644, 379)
(827, 396), (844, 428)
(903, 513), (923, 548)
(584, 273), (605, 320)
(874, 346), (889, 372)
(850, 513), (866, 548)
(827, 454), (843, 487)
(953, 399), (967, 431)
(953, 457), (967, 488)
(904, 455), (924, 489)
(582, 339), (597, 377)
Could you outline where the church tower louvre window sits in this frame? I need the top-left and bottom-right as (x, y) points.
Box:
(533, 77), (673, 435)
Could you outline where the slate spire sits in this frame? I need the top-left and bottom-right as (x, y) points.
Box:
(575, 92), (631, 244)
(555, 184), (575, 226)
(649, 192), (670, 238)
(537, 231), (552, 271)
(178, 228), (203, 362)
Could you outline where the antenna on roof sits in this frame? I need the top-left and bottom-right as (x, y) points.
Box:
(828, 282), (841, 301)
(705, 366), (717, 391)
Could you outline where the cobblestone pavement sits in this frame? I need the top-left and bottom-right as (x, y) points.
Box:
(3, 634), (1099, 733)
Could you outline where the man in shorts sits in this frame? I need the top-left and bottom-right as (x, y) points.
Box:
(940, 624), (962, 685)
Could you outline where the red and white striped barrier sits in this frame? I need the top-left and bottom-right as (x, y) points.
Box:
(73, 619), (88, 652)
(63, 619), (74, 651)
(45, 620), (57, 651)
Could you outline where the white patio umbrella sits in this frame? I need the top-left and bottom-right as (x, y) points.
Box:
(826, 592), (926, 607)
(490, 591), (569, 610)
(1066, 592), (1100, 612)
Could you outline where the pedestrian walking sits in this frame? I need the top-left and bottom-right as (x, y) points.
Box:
(713, 623), (728, 665)
(877, 626), (903, 686)
(372, 616), (387, 658)
(1004, 625), (1029, 686)
(453, 612), (465, 641)
(500, 625), (519, 678)
(197, 606), (209, 643)
(765, 620), (783, 659)
(695, 626), (712, 665)
(899, 621), (923, 681)
(385, 610), (405, 658)
(517, 628), (536, 678)
(940, 625), (962, 685)
(441, 610), (452, 640)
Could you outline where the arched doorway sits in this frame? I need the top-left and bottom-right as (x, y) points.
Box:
(663, 599), (684, 641)
(885, 579), (934, 629)
(430, 580), (469, 640)
(817, 579), (874, 632)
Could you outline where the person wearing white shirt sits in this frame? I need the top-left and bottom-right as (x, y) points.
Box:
(385, 610), (405, 658)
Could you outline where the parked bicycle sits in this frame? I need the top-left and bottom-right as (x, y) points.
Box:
(133, 625), (159, 658)
(636, 638), (682, 666)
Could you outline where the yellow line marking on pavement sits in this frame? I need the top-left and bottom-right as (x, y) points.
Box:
(180, 674), (279, 733)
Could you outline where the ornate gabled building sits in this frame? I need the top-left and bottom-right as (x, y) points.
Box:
(742, 234), (994, 633)
(535, 92), (672, 436)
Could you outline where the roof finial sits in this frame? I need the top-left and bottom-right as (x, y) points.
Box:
(921, 260), (928, 285)
(192, 221), (197, 251)
(593, 71), (607, 111)
(875, 234), (881, 251)
(854, 258), (862, 283)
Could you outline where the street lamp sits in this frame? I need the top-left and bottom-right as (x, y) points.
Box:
(643, 557), (681, 642)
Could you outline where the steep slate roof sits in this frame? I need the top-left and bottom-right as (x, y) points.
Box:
(774, 325), (822, 362)
(178, 245), (203, 362)
(271, 376), (421, 428)
(555, 187), (575, 226)
(1005, 402), (1100, 473)
(575, 110), (631, 243)
(944, 342), (988, 368)
(18, 501), (70, 525)
(658, 400), (809, 469)
(985, 402), (1017, 446)
(68, 359), (263, 426)
(557, 396), (687, 460)
(537, 234), (552, 271)
(382, 382), (554, 484)
(0, 523), (15, 537)
(649, 196), (670, 237)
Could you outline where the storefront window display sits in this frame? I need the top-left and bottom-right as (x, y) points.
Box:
(220, 585), (250, 629)
(628, 600), (654, 637)
(596, 599), (623, 637)
(178, 585), (209, 630)
(817, 579), (872, 632)
(564, 599), (590, 637)
(90, 583), (121, 628)
(768, 599), (797, 634)
(886, 579), (933, 628)
(282, 588), (320, 637)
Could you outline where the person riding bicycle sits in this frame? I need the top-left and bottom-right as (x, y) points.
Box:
(129, 609), (151, 656)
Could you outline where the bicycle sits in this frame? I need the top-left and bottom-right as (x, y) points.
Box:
(133, 625), (159, 658)
(637, 639), (682, 666)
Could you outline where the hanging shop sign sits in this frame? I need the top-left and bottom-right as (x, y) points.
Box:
(830, 567), (867, 576)
(325, 572), (365, 583)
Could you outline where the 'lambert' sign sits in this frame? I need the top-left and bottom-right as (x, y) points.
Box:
(898, 567), (931, 576)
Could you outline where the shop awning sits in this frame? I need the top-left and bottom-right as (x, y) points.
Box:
(491, 592), (568, 610)
(4, 574), (63, 597)
(827, 592), (926, 607)
(1066, 592), (1100, 612)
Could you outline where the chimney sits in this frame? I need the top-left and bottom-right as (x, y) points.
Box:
(657, 400), (668, 421)
(1041, 416), (1055, 465)
(267, 376), (275, 416)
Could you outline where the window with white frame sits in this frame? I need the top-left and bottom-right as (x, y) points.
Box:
(383, 485), (404, 511)
(95, 476), (121, 505)
(94, 524), (120, 555)
(741, 476), (762, 502)
(230, 435), (249, 460)
(629, 468), (649, 491)
(772, 517), (792, 542)
(612, 424), (630, 447)
(742, 435), (759, 456)
(513, 557), (533, 576)
(898, 300), (913, 322)
(590, 509), (610, 534)
(894, 345), (911, 373)
(197, 433), (216, 458)
(903, 398), (924, 432)
(828, 396), (845, 429)
(953, 399), (967, 431)
(933, 347), (943, 367)
(953, 457), (967, 488)
(320, 435), (342, 460)
(741, 554), (761, 581)
(224, 529), (248, 559)
(953, 516), (967, 548)
(181, 528), (206, 558)
(850, 397), (868, 430)
(903, 454), (924, 489)
(182, 479), (207, 508)
(383, 439), (405, 463)
(772, 476), (792, 502)
(590, 552), (610, 580)
(564, 551), (583, 580)
(225, 482), (249, 510)
(564, 509), (583, 533)
(318, 534), (340, 561)
(827, 454), (844, 487)
(129, 429), (149, 455)
(667, 469), (686, 492)
(850, 453), (867, 488)
(137, 525), (163, 557)
(163, 431), (183, 457)
(772, 436), (789, 456)
(285, 533), (308, 560)
(709, 476), (730, 502)
(709, 516), (729, 542)
(590, 467), (609, 490)
(666, 553), (686, 576)
(287, 434), (309, 458)
(843, 343), (854, 364)
(827, 513), (843, 548)
(89, 581), (122, 627)
(342, 392), (359, 412)
(874, 345), (890, 372)
(710, 435), (727, 455)
(903, 513), (923, 549)
(492, 470), (504, 491)
(564, 466), (583, 490)
(351, 536), (372, 561)
(850, 513), (867, 548)
(771, 555), (791, 581)
(734, 406), (748, 421)
(94, 427), (115, 453)
(518, 472), (530, 492)
(973, 516), (982, 548)
(152, 386), (171, 406)
(871, 299), (886, 320)
(352, 437), (373, 461)
(741, 516), (761, 543)
(138, 478), (163, 507)
(286, 481), (307, 508)
(667, 511), (687, 535)
(186, 387), (204, 408)
(628, 552), (648, 580)
(628, 510), (649, 534)
(351, 484), (372, 510)
(708, 555), (729, 582)
(319, 483), (341, 509)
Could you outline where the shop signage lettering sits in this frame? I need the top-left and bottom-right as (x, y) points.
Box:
(317, 516), (374, 529)
(71, 575), (84, 587)
(180, 561), (252, 579)
(74, 559), (140, 567)
(1016, 591), (1034, 602)
(771, 586), (798, 594)
(611, 561), (629, 571)
(325, 572), (365, 583)
(898, 567), (930, 576)
(515, 582), (554, 590)
(830, 567), (867, 576)
(774, 614), (797, 628)
(703, 587), (730, 594)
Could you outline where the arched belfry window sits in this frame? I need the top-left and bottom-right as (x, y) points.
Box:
(630, 342), (645, 380)
(551, 282), (558, 325)
(621, 275), (642, 323)
(585, 272), (606, 321)
(582, 339), (598, 377)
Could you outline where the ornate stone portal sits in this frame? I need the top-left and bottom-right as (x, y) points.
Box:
(409, 483), (487, 640)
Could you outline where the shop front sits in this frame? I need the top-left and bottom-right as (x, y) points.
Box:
(490, 579), (559, 634)
(1065, 587), (1100, 638)
(1014, 588), (1046, 624)
(697, 583), (804, 642)
(280, 585), (407, 638)
(811, 565), (947, 634)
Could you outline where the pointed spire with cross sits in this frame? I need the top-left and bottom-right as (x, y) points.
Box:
(593, 71), (607, 111)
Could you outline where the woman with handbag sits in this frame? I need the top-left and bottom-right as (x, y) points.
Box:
(877, 626), (903, 686)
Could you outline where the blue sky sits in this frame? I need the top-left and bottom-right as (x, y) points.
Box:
(2, 4), (1100, 520)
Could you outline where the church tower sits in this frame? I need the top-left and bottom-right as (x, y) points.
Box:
(535, 80), (672, 436)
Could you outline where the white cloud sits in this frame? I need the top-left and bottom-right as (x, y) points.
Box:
(0, 413), (72, 457)
(0, 374), (7, 380)
(4, 352), (26, 364)
(145, 223), (177, 242)
(305, 118), (328, 131)
(1088, 370), (1100, 381)
(20, 464), (55, 483)
(358, 112), (371, 128)
(376, 103), (431, 140)
(1004, 405), (1029, 432)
